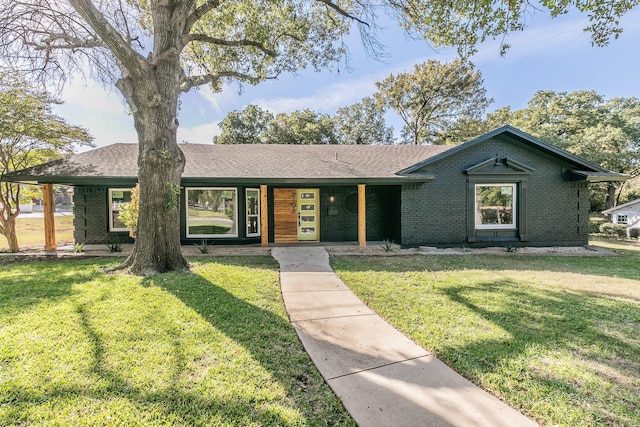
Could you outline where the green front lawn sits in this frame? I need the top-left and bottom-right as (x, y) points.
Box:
(332, 249), (640, 426)
(0, 257), (353, 426)
(0, 216), (74, 251)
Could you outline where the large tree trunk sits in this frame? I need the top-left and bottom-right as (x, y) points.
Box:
(116, 51), (189, 275)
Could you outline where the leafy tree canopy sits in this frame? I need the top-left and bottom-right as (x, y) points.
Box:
(265, 109), (337, 144)
(0, 73), (92, 252)
(334, 97), (394, 145)
(374, 59), (493, 145)
(213, 105), (275, 144)
(214, 99), (394, 145)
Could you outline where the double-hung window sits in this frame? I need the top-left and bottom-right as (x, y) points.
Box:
(475, 184), (517, 229)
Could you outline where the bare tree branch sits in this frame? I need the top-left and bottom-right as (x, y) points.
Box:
(67, 0), (146, 78)
(315, 0), (369, 27)
(185, 34), (277, 57)
(25, 33), (103, 50)
(181, 70), (278, 92)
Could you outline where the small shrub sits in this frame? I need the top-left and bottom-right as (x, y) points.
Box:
(196, 239), (208, 254)
(72, 243), (85, 253)
(108, 240), (122, 253)
(628, 228), (640, 239)
(589, 220), (602, 234)
(381, 239), (394, 252)
(504, 244), (518, 253)
(599, 223), (627, 238)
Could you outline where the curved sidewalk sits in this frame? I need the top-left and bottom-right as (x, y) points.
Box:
(272, 247), (537, 427)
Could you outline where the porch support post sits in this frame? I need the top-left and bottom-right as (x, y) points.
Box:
(260, 185), (268, 248)
(358, 184), (366, 247)
(42, 183), (57, 251)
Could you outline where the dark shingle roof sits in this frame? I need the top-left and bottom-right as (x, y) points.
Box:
(4, 143), (454, 185)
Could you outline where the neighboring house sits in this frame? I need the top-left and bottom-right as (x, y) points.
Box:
(2, 126), (627, 248)
(602, 198), (640, 237)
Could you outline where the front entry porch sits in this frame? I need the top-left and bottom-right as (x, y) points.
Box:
(262, 185), (378, 248)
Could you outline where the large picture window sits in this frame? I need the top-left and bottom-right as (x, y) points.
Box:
(475, 184), (516, 229)
(246, 188), (260, 237)
(186, 188), (237, 237)
(109, 188), (132, 232)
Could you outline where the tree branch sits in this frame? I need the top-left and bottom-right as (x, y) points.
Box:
(180, 70), (278, 92)
(67, 0), (146, 78)
(185, 0), (222, 32)
(315, 0), (369, 27)
(25, 32), (103, 51)
(185, 34), (276, 57)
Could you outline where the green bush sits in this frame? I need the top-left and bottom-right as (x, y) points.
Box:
(599, 222), (627, 238)
(118, 184), (139, 238)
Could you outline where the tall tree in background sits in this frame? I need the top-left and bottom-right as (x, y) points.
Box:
(375, 60), (492, 145)
(1, 0), (635, 273)
(334, 97), (394, 144)
(484, 90), (640, 209)
(265, 109), (337, 144)
(213, 105), (274, 144)
(0, 74), (92, 252)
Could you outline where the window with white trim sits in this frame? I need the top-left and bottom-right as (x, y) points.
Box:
(617, 214), (628, 224)
(475, 184), (517, 229)
(186, 188), (237, 237)
(246, 188), (260, 237)
(109, 188), (132, 232)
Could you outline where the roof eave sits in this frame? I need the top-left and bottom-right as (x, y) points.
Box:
(567, 170), (629, 183)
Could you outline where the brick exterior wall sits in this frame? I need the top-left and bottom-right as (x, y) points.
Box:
(401, 135), (591, 247)
(73, 186), (134, 244)
(319, 186), (401, 242)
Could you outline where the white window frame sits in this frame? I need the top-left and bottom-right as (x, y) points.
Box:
(617, 214), (628, 224)
(186, 187), (238, 238)
(475, 183), (517, 230)
(108, 188), (133, 232)
(246, 188), (261, 237)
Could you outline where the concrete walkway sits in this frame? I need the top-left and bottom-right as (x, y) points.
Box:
(272, 247), (538, 427)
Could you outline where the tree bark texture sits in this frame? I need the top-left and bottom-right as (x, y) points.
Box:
(0, 217), (19, 252)
(118, 71), (188, 275)
(114, 5), (189, 275)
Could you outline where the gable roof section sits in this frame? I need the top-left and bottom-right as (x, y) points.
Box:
(397, 125), (628, 182)
(3, 143), (454, 185)
(602, 198), (640, 214)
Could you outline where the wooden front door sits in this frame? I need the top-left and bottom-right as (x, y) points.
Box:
(274, 188), (319, 243)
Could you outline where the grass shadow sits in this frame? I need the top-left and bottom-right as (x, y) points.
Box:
(139, 257), (353, 426)
(1, 257), (352, 426)
(438, 280), (639, 424)
(332, 251), (640, 286)
(0, 258), (116, 316)
(330, 255), (640, 425)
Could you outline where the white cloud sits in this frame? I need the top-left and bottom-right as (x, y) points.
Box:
(178, 122), (220, 145)
(60, 79), (129, 115)
(251, 75), (383, 115)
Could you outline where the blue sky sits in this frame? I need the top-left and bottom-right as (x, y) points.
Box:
(53, 9), (640, 149)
